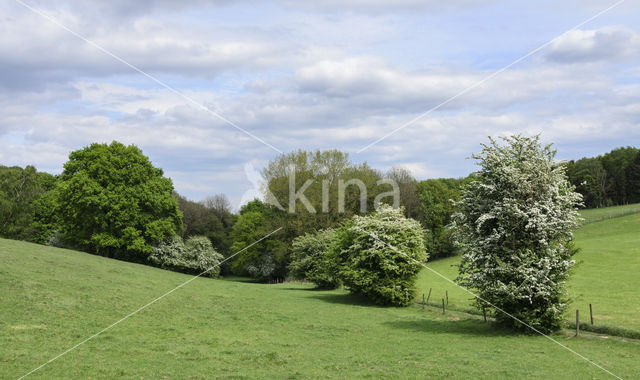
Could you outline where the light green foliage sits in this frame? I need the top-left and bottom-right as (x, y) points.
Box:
(56, 142), (182, 259)
(149, 235), (224, 277)
(289, 229), (340, 289)
(229, 200), (285, 280)
(335, 205), (427, 306)
(452, 135), (583, 332)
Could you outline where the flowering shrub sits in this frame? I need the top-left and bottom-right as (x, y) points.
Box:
(289, 229), (340, 289)
(149, 235), (224, 277)
(335, 205), (427, 306)
(451, 135), (583, 332)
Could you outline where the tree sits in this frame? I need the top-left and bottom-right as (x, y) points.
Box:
(175, 192), (234, 254)
(568, 157), (607, 208)
(289, 229), (340, 289)
(334, 205), (427, 306)
(203, 194), (232, 214)
(451, 135), (582, 332)
(417, 179), (460, 259)
(228, 199), (285, 280)
(0, 165), (56, 242)
(56, 142), (182, 260)
(627, 151), (640, 203)
(385, 166), (421, 220)
(601, 147), (638, 205)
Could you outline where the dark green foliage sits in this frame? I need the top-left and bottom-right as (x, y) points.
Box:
(627, 151), (640, 204)
(289, 229), (340, 289)
(56, 142), (182, 260)
(416, 179), (461, 259)
(0, 165), (56, 242)
(175, 193), (235, 255)
(334, 206), (427, 306)
(567, 146), (639, 208)
(148, 235), (224, 277)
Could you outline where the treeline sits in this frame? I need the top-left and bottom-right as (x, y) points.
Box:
(5, 141), (635, 284)
(0, 143), (469, 282)
(0, 143), (230, 277)
(567, 146), (640, 208)
(224, 150), (471, 281)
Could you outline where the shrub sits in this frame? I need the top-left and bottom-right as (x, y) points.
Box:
(289, 229), (340, 289)
(149, 236), (224, 277)
(335, 205), (427, 306)
(451, 135), (583, 333)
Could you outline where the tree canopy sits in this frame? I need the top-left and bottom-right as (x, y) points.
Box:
(56, 142), (182, 259)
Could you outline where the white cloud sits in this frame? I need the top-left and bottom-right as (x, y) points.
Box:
(1, 0), (639, 200)
(545, 27), (640, 63)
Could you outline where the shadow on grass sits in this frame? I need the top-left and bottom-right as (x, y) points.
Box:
(384, 318), (534, 337)
(283, 286), (329, 291)
(309, 292), (386, 307)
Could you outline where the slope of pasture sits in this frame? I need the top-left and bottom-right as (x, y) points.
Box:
(579, 203), (640, 224)
(417, 209), (640, 331)
(568, 212), (640, 328)
(2, 238), (639, 379)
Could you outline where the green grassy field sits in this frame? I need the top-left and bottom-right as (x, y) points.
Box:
(417, 207), (640, 331)
(2, 236), (640, 379)
(579, 203), (640, 224)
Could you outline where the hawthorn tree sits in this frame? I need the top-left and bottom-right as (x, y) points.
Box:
(451, 135), (582, 332)
(335, 205), (427, 306)
(56, 142), (182, 260)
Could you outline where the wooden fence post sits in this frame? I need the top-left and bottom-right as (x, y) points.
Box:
(482, 307), (487, 323)
(589, 304), (594, 325)
(442, 298), (445, 314)
(575, 310), (579, 337)
(426, 288), (432, 305)
(446, 290), (448, 305)
(422, 294), (425, 310)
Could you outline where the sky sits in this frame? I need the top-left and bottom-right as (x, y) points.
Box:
(1, 0), (639, 209)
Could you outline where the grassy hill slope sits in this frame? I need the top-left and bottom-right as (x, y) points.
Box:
(2, 238), (640, 379)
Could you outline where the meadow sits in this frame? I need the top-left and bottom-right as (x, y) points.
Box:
(2, 205), (640, 379)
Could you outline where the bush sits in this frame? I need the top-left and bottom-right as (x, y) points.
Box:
(335, 205), (427, 306)
(149, 236), (224, 277)
(289, 229), (340, 289)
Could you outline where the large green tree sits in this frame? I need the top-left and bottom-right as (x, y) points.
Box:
(56, 142), (182, 259)
(452, 135), (582, 332)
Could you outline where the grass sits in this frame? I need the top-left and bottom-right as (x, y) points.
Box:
(3, 238), (640, 379)
(579, 203), (640, 224)
(416, 207), (640, 332)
